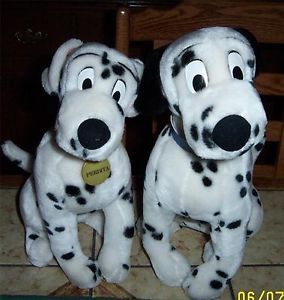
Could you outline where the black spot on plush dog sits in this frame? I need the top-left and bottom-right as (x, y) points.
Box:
(137, 27), (267, 300)
(1, 39), (143, 289)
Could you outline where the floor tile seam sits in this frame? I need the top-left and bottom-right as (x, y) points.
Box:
(258, 189), (284, 192)
(228, 281), (236, 300)
(131, 263), (284, 268)
(1, 263), (283, 268)
(0, 263), (59, 267)
(0, 188), (21, 191)
(242, 264), (284, 267)
(130, 264), (217, 268)
(133, 263), (284, 268)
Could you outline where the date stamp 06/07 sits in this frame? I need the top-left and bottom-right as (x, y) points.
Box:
(237, 291), (284, 300)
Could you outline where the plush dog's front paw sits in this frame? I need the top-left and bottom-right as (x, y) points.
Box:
(182, 264), (228, 300)
(65, 258), (102, 289)
(98, 249), (130, 283)
(100, 260), (130, 283)
(151, 249), (191, 287)
(27, 236), (53, 267)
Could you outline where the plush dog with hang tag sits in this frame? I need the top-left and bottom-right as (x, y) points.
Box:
(135, 27), (267, 300)
(2, 39), (143, 288)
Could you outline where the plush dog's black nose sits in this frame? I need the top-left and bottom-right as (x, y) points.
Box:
(77, 118), (110, 150)
(212, 115), (251, 152)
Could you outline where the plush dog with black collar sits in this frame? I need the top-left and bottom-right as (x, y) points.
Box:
(2, 39), (143, 288)
(135, 27), (267, 300)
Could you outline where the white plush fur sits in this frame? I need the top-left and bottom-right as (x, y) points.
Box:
(142, 27), (267, 300)
(2, 39), (143, 288)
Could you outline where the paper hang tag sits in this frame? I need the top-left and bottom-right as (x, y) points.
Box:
(81, 160), (111, 186)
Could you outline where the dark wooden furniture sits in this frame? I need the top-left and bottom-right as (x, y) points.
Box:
(116, 0), (284, 189)
(0, 1), (181, 188)
(0, 1), (121, 187)
(1, 0), (283, 189)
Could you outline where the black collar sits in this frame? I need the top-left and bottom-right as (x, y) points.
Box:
(169, 116), (252, 158)
(169, 115), (195, 155)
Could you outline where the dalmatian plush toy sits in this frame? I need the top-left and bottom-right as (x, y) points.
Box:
(135, 27), (267, 300)
(2, 39), (143, 288)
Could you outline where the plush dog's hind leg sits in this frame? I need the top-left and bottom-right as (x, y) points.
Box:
(142, 188), (191, 287)
(20, 178), (53, 267)
(2, 142), (53, 266)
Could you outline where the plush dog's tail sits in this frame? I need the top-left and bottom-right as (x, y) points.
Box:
(1, 140), (34, 173)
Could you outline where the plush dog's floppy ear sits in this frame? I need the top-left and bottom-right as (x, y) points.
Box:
(42, 39), (83, 95)
(133, 58), (144, 81)
(134, 45), (169, 115)
(124, 58), (144, 118)
(234, 28), (259, 78)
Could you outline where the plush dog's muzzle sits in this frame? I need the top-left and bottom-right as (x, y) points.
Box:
(55, 89), (125, 161)
(180, 80), (267, 160)
(212, 115), (251, 152)
(77, 118), (111, 150)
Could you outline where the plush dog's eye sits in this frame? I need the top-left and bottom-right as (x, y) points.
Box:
(228, 51), (245, 80)
(78, 67), (95, 90)
(185, 60), (208, 93)
(112, 79), (126, 102)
